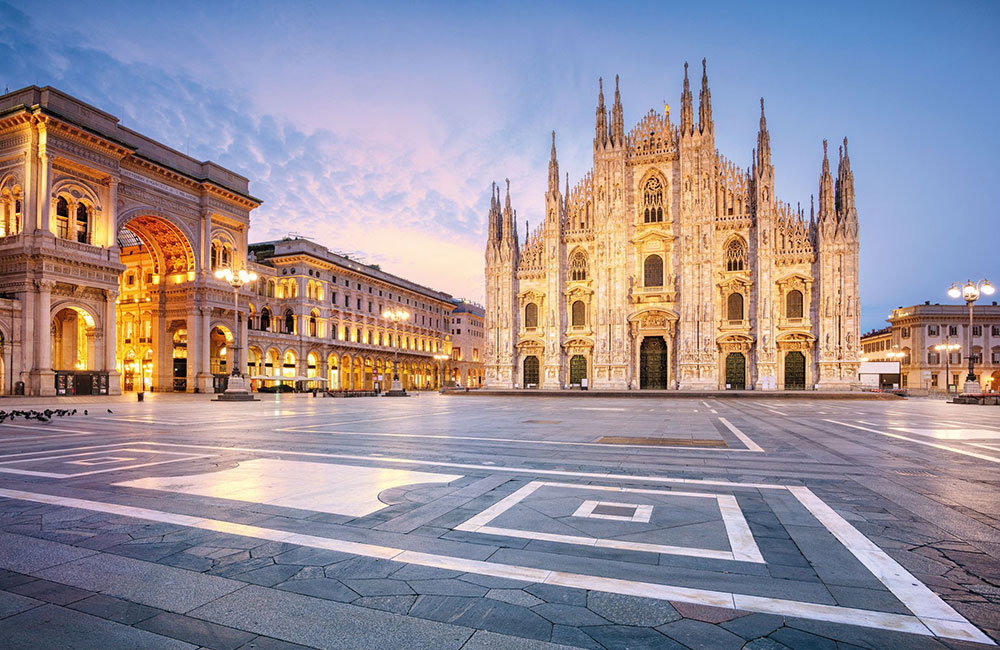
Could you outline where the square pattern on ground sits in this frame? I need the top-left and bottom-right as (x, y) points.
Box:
(0, 447), (212, 478)
(456, 480), (764, 563)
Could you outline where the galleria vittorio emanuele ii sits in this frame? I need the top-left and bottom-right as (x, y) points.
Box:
(0, 86), (454, 396)
(484, 61), (861, 391)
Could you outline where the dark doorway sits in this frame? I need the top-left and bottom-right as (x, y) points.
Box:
(569, 355), (587, 385)
(784, 351), (806, 390)
(640, 337), (668, 389)
(173, 357), (187, 392)
(523, 356), (540, 387)
(725, 352), (746, 389)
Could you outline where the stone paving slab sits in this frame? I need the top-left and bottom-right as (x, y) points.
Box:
(188, 584), (473, 650)
(0, 603), (197, 649)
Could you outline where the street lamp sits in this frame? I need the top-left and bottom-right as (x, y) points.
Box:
(934, 340), (961, 394)
(382, 307), (410, 396)
(214, 266), (258, 401)
(433, 353), (449, 390)
(948, 279), (995, 394)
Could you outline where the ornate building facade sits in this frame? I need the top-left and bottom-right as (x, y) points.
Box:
(484, 62), (861, 391)
(0, 86), (454, 396)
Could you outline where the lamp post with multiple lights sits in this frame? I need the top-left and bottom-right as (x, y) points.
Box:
(214, 266), (258, 400)
(885, 348), (906, 390)
(948, 279), (995, 394)
(934, 340), (961, 393)
(382, 307), (410, 396)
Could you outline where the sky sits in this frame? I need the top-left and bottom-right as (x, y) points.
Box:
(1, 0), (997, 331)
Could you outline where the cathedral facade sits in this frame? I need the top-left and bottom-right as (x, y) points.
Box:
(484, 61), (860, 391)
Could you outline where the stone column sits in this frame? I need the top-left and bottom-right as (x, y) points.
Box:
(186, 307), (200, 392)
(36, 134), (53, 234)
(198, 307), (212, 393)
(33, 279), (56, 396)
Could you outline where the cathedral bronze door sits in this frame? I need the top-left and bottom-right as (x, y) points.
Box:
(640, 337), (668, 389)
(725, 352), (746, 389)
(523, 356), (540, 387)
(784, 351), (806, 390)
(569, 355), (587, 386)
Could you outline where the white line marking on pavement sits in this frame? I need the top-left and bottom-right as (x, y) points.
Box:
(138, 440), (779, 488)
(0, 485), (987, 644)
(826, 420), (1000, 464)
(282, 428), (760, 452)
(718, 418), (764, 452)
(571, 407), (627, 411)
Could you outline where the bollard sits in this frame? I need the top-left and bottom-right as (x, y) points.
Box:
(137, 391), (144, 402)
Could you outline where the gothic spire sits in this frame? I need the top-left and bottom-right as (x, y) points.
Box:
(610, 74), (624, 145)
(818, 139), (835, 229)
(836, 137), (857, 232)
(548, 131), (559, 195)
(756, 98), (771, 171)
(698, 58), (712, 133)
(487, 181), (499, 242)
(680, 62), (694, 135)
(594, 78), (607, 148)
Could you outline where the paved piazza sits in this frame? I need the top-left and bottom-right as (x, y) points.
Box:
(0, 394), (998, 649)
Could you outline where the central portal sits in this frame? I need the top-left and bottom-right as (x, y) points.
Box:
(639, 337), (668, 390)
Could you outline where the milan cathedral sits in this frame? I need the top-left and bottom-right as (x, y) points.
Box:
(484, 61), (860, 391)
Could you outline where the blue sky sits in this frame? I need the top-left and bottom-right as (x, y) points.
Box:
(2, 0), (997, 331)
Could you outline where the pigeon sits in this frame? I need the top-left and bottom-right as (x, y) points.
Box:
(84, 410), (88, 415)
(107, 409), (113, 414)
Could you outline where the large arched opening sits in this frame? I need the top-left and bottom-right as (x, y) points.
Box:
(116, 214), (196, 392)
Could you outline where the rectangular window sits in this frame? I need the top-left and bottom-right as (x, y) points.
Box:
(972, 325), (982, 336)
(368, 301), (373, 313)
(931, 374), (938, 387)
(952, 373), (959, 387)
(927, 325), (939, 336)
(331, 292), (337, 304)
(901, 327), (910, 338)
(950, 352), (961, 364)
(949, 325), (958, 336)
(356, 298), (362, 310)
(993, 325), (1000, 337)
(992, 352), (1000, 364)
(927, 352), (940, 364)
(344, 295), (349, 307)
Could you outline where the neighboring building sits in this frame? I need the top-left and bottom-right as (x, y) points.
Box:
(0, 86), (258, 396)
(484, 61), (860, 391)
(0, 86), (455, 395)
(861, 301), (1000, 392)
(447, 299), (484, 387)
(246, 239), (453, 391)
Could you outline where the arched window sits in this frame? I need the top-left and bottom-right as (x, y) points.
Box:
(13, 198), (22, 233)
(75, 204), (89, 244)
(571, 300), (586, 327)
(284, 309), (295, 334)
(725, 238), (747, 272)
(210, 242), (220, 270)
(643, 255), (663, 288)
(524, 302), (538, 328)
(786, 289), (804, 319)
(260, 307), (271, 331)
(56, 197), (70, 239)
(727, 292), (744, 322)
(570, 250), (588, 281)
(642, 177), (664, 223)
(221, 245), (231, 269)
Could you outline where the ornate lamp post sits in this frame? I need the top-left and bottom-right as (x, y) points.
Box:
(948, 279), (995, 394)
(382, 307), (410, 396)
(433, 353), (449, 390)
(934, 340), (960, 394)
(214, 266), (258, 401)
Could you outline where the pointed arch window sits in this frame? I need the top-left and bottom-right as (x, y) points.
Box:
(786, 289), (804, 319)
(259, 307), (271, 331)
(56, 197), (70, 239)
(75, 204), (90, 244)
(570, 250), (588, 281)
(642, 177), (664, 223)
(727, 292), (744, 322)
(724, 238), (747, 272)
(524, 302), (538, 328)
(643, 254), (663, 288)
(571, 300), (586, 327)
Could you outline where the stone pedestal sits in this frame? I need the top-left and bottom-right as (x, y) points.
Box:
(215, 374), (258, 401)
(385, 376), (407, 397)
(962, 380), (981, 395)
